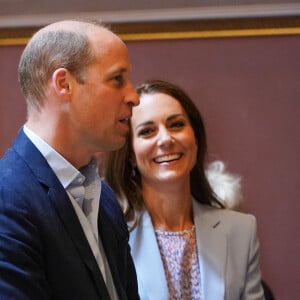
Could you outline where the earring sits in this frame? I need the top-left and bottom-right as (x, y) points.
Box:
(131, 166), (136, 178)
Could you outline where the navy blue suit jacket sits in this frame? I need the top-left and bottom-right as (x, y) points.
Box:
(0, 130), (139, 300)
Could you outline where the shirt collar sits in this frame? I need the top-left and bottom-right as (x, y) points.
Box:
(23, 125), (84, 189)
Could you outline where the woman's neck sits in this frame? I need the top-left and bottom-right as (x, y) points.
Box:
(142, 180), (193, 232)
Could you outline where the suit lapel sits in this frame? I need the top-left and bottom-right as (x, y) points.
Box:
(98, 181), (131, 300)
(98, 208), (124, 299)
(130, 210), (169, 300)
(48, 188), (110, 299)
(193, 200), (226, 300)
(14, 131), (110, 299)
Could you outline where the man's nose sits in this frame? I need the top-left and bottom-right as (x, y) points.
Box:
(125, 82), (139, 107)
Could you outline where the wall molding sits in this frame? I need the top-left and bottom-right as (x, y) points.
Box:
(1, 16), (300, 46)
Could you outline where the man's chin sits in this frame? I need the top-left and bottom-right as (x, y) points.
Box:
(96, 133), (128, 152)
(109, 137), (127, 151)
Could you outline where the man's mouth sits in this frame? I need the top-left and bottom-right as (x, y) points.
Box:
(119, 118), (129, 125)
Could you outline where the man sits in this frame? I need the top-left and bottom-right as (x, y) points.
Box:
(0, 20), (139, 299)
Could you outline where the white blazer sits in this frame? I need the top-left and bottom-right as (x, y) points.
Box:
(129, 199), (265, 300)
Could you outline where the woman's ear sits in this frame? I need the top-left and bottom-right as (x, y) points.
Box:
(51, 68), (72, 101)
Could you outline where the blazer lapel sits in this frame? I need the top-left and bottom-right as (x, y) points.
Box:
(130, 201), (227, 300)
(98, 208), (126, 300)
(193, 200), (227, 300)
(129, 210), (169, 300)
(14, 130), (110, 299)
(48, 188), (110, 299)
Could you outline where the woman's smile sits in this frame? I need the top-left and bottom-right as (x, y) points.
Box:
(153, 153), (182, 163)
(131, 92), (198, 184)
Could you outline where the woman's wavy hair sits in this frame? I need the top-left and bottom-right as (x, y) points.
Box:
(104, 79), (222, 229)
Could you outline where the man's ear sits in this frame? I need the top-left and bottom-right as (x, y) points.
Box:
(51, 68), (72, 101)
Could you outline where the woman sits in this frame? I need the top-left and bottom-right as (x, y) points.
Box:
(104, 79), (265, 300)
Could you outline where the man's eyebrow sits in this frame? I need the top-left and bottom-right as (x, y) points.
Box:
(110, 67), (128, 75)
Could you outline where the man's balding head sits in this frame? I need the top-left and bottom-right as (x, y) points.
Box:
(18, 20), (120, 112)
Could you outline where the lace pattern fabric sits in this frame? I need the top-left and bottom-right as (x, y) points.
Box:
(155, 226), (202, 300)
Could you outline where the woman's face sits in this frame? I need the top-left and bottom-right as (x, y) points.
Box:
(131, 92), (198, 187)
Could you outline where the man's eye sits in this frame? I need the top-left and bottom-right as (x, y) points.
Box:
(113, 75), (124, 86)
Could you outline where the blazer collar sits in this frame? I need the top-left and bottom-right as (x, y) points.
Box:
(193, 200), (226, 300)
(130, 200), (227, 300)
(130, 210), (169, 300)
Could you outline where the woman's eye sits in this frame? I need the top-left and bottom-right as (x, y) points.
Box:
(137, 128), (153, 137)
(171, 121), (185, 128)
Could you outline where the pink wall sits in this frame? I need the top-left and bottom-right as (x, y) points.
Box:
(1, 34), (300, 299)
(127, 35), (300, 300)
(0, 46), (26, 152)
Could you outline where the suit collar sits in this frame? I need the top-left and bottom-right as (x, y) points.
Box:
(23, 125), (82, 188)
(12, 130), (110, 299)
(12, 129), (60, 188)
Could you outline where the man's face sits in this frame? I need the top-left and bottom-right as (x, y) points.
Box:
(70, 30), (139, 154)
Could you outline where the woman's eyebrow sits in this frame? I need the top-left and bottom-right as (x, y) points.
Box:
(134, 120), (154, 130)
(166, 113), (184, 122)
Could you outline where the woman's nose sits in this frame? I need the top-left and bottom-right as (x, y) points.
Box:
(157, 129), (174, 148)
